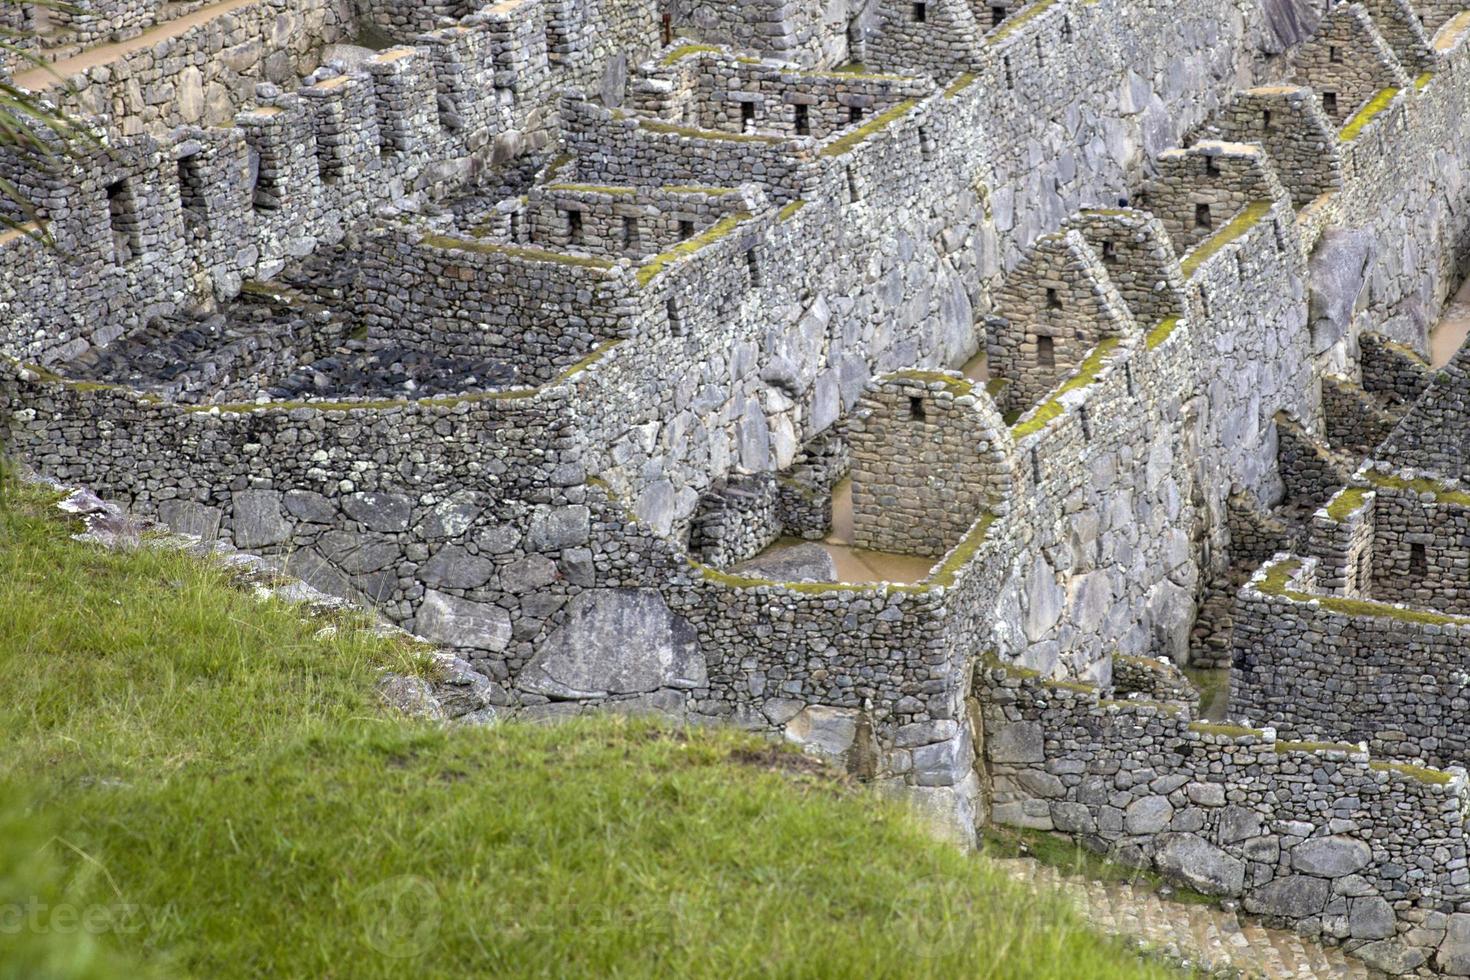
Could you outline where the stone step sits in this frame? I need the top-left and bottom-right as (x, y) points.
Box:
(990, 856), (1382, 979)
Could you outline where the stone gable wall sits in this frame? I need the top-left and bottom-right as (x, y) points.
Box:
(980, 661), (1470, 972)
(1232, 554), (1470, 770)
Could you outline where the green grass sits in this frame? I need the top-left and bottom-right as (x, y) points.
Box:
(0, 480), (1181, 979)
(818, 99), (920, 159)
(1324, 486), (1370, 521)
(1010, 337), (1121, 440)
(1179, 200), (1273, 278)
(1255, 555), (1470, 627)
(1339, 87), (1400, 142)
(1145, 315), (1181, 351)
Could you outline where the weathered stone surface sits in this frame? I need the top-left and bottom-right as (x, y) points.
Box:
(1348, 896), (1395, 940)
(1291, 836), (1371, 878)
(416, 590), (511, 653)
(342, 492), (412, 533)
(419, 546), (495, 590)
(1245, 875), (1330, 918)
(732, 543), (837, 583)
(1124, 795), (1174, 835)
(1437, 914), (1470, 975)
(232, 489), (291, 549)
(987, 721), (1044, 764)
(519, 589), (704, 699)
(784, 705), (857, 758)
(1154, 833), (1246, 896)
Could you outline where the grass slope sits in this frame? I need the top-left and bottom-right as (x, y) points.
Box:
(0, 480), (1179, 979)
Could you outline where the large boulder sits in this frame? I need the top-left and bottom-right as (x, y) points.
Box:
(416, 590), (511, 653)
(1307, 228), (1375, 354)
(732, 543), (837, 583)
(1245, 875), (1330, 918)
(518, 589), (705, 699)
(1291, 835), (1372, 878)
(1154, 833), (1246, 896)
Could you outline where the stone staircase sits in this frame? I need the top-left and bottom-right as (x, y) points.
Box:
(996, 857), (1378, 978)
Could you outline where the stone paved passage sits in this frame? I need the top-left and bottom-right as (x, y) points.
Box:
(995, 857), (1378, 979)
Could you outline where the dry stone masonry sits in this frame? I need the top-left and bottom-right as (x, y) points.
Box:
(11, 0), (1470, 973)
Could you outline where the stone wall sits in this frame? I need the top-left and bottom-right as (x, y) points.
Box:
(0, 0), (656, 367)
(981, 659), (1470, 975)
(631, 46), (932, 140)
(352, 226), (635, 384)
(664, 0), (857, 68)
(1289, 2), (1408, 127)
(511, 183), (758, 258)
(983, 229), (1134, 416)
(45, 0), (356, 133)
(1232, 553), (1470, 770)
(847, 371), (1013, 558)
(1360, 332), (1431, 406)
(1377, 341), (1470, 481)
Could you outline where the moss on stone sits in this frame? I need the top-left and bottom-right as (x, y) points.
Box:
(928, 512), (997, 588)
(418, 234), (616, 270)
(1097, 697), (1189, 718)
(1043, 679), (1097, 694)
(818, 100), (920, 159)
(1187, 721), (1266, 739)
(544, 183), (638, 196)
(1010, 337), (1121, 440)
(1113, 654), (1171, 673)
(1256, 555), (1470, 627)
(778, 200), (807, 222)
(1145, 316), (1181, 351)
(639, 119), (788, 144)
(1361, 468), (1470, 507)
(1179, 200), (1273, 278)
(1324, 486), (1369, 521)
(986, 0), (1061, 45)
(981, 651), (1042, 679)
(1370, 760), (1455, 785)
(1255, 558), (1302, 595)
(943, 73), (979, 99)
(1415, 71), (1435, 91)
(1274, 740), (1361, 755)
(636, 212), (752, 287)
(661, 185), (739, 196)
(660, 43), (721, 65)
(1339, 87), (1401, 142)
(887, 370), (973, 395)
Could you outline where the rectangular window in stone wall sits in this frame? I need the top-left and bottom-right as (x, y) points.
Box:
(1322, 91), (1338, 116)
(176, 153), (206, 239)
(1195, 203), (1212, 230)
(913, 2), (926, 22)
(568, 209), (583, 245)
(1038, 335), (1055, 368)
(622, 216), (638, 250)
(1411, 542), (1427, 577)
(106, 178), (141, 267)
(794, 103), (809, 135)
(991, 5), (1006, 27)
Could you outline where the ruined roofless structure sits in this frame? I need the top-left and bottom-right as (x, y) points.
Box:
(14, 0), (1470, 971)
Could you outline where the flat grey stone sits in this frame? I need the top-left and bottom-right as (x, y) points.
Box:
(416, 590), (511, 652)
(518, 589), (704, 699)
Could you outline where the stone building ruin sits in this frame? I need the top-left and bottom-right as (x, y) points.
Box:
(12, 0), (1470, 973)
